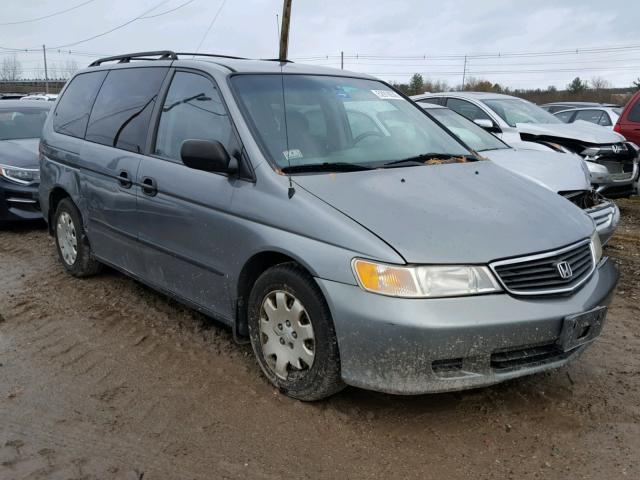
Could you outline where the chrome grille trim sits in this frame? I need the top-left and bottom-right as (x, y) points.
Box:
(586, 203), (615, 230)
(489, 239), (596, 296)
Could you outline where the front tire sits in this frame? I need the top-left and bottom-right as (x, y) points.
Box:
(248, 263), (344, 401)
(54, 198), (102, 277)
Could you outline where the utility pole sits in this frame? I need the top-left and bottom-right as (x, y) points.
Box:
(42, 45), (49, 94)
(278, 0), (292, 62)
(461, 55), (467, 90)
(341, 51), (344, 70)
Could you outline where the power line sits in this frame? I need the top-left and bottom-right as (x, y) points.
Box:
(293, 43), (640, 62)
(194, 0), (228, 54)
(140, 0), (198, 19)
(50, 0), (176, 49)
(0, 0), (99, 26)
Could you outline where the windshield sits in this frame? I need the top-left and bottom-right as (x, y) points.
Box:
(231, 75), (470, 170)
(427, 108), (508, 152)
(482, 98), (561, 127)
(0, 107), (49, 140)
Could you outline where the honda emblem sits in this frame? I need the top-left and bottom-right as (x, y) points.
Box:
(556, 261), (573, 279)
(612, 144), (621, 154)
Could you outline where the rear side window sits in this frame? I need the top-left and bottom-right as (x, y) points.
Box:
(574, 110), (604, 125)
(85, 67), (168, 153)
(154, 72), (233, 161)
(555, 110), (575, 123)
(628, 100), (640, 123)
(53, 71), (107, 138)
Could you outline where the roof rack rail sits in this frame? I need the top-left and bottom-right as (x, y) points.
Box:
(89, 50), (178, 67)
(175, 52), (249, 60)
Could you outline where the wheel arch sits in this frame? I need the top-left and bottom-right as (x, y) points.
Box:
(47, 187), (72, 235)
(234, 250), (316, 341)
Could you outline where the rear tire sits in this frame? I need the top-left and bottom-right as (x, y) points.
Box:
(248, 263), (344, 401)
(54, 198), (102, 277)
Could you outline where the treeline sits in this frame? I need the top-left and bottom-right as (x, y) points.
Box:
(392, 74), (640, 105)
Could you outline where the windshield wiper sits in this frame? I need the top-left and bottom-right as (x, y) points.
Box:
(381, 153), (474, 168)
(281, 162), (373, 173)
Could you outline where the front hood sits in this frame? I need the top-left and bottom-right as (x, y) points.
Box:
(516, 122), (625, 144)
(482, 148), (590, 192)
(0, 138), (40, 169)
(294, 162), (593, 264)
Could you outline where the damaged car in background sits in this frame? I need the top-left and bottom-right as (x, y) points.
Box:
(412, 92), (639, 198)
(417, 103), (619, 244)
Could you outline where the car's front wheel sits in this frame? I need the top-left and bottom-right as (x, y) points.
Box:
(248, 263), (344, 401)
(54, 198), (102, 277)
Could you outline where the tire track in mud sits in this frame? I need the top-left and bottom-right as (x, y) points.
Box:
(2, 212), (640, 479)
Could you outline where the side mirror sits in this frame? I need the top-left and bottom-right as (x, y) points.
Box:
(181, 139), (236, 174)
(473, 118), (497, 131)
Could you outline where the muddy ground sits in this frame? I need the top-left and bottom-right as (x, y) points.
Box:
(1, 199), (639, 480)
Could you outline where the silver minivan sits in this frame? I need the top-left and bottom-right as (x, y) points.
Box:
(40, 51), (618, 400)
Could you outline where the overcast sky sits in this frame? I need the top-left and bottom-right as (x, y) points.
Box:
(1, 0), (639, 89)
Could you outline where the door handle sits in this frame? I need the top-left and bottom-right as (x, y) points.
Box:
(117, 170), (133, 188)
(141, 176), (158, 196)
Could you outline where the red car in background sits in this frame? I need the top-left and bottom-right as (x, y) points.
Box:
(615, 91), (640, 145)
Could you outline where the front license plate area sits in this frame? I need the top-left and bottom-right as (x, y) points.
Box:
(558, 306), (607, 352)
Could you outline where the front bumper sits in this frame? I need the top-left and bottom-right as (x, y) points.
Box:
(0, 179), (42, 222)
(587, 201), (619, 245)
(596, 159), (638, 198)
(317, 258), (618, 395)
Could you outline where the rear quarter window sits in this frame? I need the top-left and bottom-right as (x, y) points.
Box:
(628, 100), (640, 123)
(53, 71), (107, 138)
(85, 67), (169, 153)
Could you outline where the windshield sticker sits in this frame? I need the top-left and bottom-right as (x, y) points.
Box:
(283, 149), (304, 161)
(371, 89), (402, 100)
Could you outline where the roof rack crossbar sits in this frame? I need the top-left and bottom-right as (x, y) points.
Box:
(89, 50), (178, 67)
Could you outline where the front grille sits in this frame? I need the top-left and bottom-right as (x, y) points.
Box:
(491, 343), (570, 371)
(587, 204), (615, 229)
(490, 240), (595, 296)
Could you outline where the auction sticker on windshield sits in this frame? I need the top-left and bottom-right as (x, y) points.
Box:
(371, 90), (402, 100)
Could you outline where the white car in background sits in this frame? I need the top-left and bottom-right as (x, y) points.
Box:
(554, 106), (623, 129)
(417, 103), (619, 244)
(20, 94), (58, 102)
(412, 92), (638, 198)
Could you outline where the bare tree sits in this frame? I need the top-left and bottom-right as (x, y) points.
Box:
(0, 55), (23, 81)
(590, 76), (612, 91)
(63, 59), (80, 79)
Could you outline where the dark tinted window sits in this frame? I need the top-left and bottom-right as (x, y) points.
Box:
(446, 98), (492, 122)
(628, 100), (640, 123)
(53, 71), (107, 138)
(85, 67), (168, 153)
(0, 107), (50, 140)
(154, 72), (233, 161)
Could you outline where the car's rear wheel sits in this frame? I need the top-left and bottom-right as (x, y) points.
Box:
(248, 263), (344, 401)
(54, 198), (102, 277)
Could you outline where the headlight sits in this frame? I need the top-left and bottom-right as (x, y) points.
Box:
(0, 164), (40, 185)
(591, 230), (602, 264)
(352, 259), (502, 298)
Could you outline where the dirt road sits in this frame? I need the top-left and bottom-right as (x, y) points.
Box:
(1, 199), (639, 480)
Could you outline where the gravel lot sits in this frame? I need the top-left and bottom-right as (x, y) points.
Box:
(1, 198), (639, 480)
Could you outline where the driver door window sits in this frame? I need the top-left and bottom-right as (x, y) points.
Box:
(154, 71), (232, 162)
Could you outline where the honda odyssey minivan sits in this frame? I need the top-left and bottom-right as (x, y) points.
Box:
(40, 51), (618, 400)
